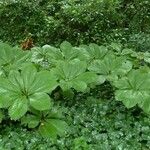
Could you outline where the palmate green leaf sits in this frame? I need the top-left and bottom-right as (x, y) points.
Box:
(0, 76), (21, 99)
(75, 72), (98, 84)
(114, 69), (150, 113)
(60, 41), (79, 61)
(72, 72), (99, 91)
(29, 93), (52, 111)
(8, 70), (25, 91)
(88, 44), (108, 59)
(39, 119), (67, 139)
(79, 44), (108, 62)
(0, 64), (58, 120)
(88, 53), (132, 81)
(0, 42), (31, 75)
(53, 60), (98, 91)
(76, 45), (90, 61)
(45, 45), (64, 64)
(31, 42), (80, 67)
(10, 51), (32, 71)
(72, 80), (87, 92)
(59, 80), (72, 91)
(8, 63), (58, 94)
(0, 42), (15, 65)
(9, 97), (28, 120)
(20, 63), (37, 91)
(33, 42), (79, 65)
(22, 107), (67, 139)
(54, 60), (87, 80)
(31, 45), (63, 65)
(31, 46), (49, 59)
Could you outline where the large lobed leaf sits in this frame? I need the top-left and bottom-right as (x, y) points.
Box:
(52, 60), (98, 92)
(0, 42), (31, 75)
(88, 53), (132, 82)
(114, 69), (150, 113)
(78, 43), (108, 62)
(0, 64), (58, 120)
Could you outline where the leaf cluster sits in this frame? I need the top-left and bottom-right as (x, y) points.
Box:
(0, 41), (150, 139)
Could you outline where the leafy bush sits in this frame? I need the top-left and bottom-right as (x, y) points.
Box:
(128, 33), (150, 51)
(0, 1), (47, 45)
(121, 0), (150, 33)
(1, 0), (149, 47)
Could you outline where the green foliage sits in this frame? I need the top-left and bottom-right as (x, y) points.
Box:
(0, 42), (67, 138)
(0, 42), (30, 76)
(88, 53), (132, 81)
(52, 60), (98, 92)
(129, 33), (150, 52)
(0, 1), (47, 45)
(21, 108), (67, 139)
(0, 0), (149, 47)
(0, 64), (57, 119)
(114, 69), (150, 113)
(0, 98), (150, 150)
(0, 41), (150, 140)
(0, 0), (150, 146)
(29, 41), (150, 113)
(122, 0), (150, 32)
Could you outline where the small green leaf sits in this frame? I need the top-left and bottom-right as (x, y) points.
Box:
(60, 41), (78, 60)
(59, 80), (72, 91)
(0, 93), (12, 108)
(88, 43), (108, 60)
(55, 60), (87, 80)
(75, 72), (98, 84)
(30, 93), (52, 111)
(39, 119), (67, 139)
(8, 70), (24, 91)
(21, 63), (37, 90)
(72, 80), (87, 92)
(9, 97), (28, 120)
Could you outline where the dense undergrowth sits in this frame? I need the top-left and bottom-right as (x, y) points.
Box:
(0, 0), (150, 50)
(0, 0), (150, 149)
(0, 98), (150, 150)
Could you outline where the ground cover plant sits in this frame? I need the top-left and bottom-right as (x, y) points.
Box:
(0, 0), (150, 148)
(0, 41), (150, 144)
(0, 98), (150, 150)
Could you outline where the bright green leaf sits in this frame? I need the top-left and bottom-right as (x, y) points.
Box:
(29, 93), (52, 111)
(9, 97), (28, 120)
(39, 119), (67, 139)
(114, 69), (150, 113)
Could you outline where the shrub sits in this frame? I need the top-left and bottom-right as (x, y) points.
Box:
(1, 0), (149, 48)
